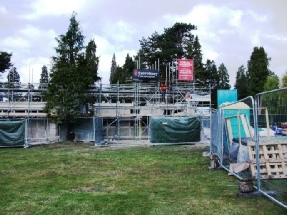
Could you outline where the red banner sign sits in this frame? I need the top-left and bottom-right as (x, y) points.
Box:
(178, 59), (193, 81)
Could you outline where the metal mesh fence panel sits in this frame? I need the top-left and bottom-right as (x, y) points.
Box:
(254, 88), (287, 209)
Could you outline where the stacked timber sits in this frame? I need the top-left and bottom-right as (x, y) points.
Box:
(247, 141), (287, 179)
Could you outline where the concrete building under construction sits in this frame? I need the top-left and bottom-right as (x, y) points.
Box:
(0, 81), (211, 145)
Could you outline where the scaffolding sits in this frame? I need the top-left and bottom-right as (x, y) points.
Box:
(0, 81), (211, 142)
(91, 82), (211, 141)
(0, 82), (59, 146)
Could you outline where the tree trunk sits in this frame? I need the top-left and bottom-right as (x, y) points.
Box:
(64, 121), (71, 141)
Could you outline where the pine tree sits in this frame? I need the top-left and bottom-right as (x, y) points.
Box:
(44, 12), (98, 140)
(138, 23), (197, 79)
(85, 39), (100, 83)
(186, 36), (204, 82)
(204, 60), (218, 108)
(7, 67), (21, 101)
(7, 67), (20, 84)
(39, 65), (49, 89)
(109, 53), (117, 84)
(234, 65), (249, 100)
(247, 47), (270, 97)
(122, 54), (135, 83)
(217, 63), (230, 89)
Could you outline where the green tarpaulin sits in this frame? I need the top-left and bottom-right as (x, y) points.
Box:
(0, 120), (25, 147)
(149, 116), (200, 143)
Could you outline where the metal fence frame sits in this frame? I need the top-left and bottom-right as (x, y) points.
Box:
(254, 88), (287, 209)
(211, 91), (287, 210)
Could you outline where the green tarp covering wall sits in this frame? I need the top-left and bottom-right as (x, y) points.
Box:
(149, 116), (200, 143)
(0, 120), (25, 147)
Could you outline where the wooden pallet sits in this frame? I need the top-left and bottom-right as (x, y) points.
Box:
(248, 141), (287, 163)
(249, 162), (287, 179)
(247, 141), (287, 179)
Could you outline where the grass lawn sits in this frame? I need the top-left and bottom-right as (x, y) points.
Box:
(0, 142), (285, 214)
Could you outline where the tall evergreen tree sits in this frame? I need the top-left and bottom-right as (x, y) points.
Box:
(186, 35), (204, 82)
(39, 65), (49, 89)
(234, 65), (249, 100)
(110, 65), (123, 84)
(44, 12), (98, 140)
(7, 67), (20, 101)
(217, 63), (230, 89)
(247, 46), (270, 97)
(122, 54), (135, 83)
(7, 66), (20, 83)
(85, 39), (100, 83)
(0, 51), (12, 73)
(109, 53), (117, 84)
(204, 60), (218, 108)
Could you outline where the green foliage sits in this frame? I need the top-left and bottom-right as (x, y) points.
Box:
(39, 65), (49, 91)
(186, 36), (204, 81)
(110, 54), (136, 84)
(0, 51), (12, 73)
(7, 67), (20, 83)
(281, 73), (287, 88)
(40, 65), (49, 84)
(204, 60), (218, 108)
(138, 23), (197, 79)
(44, 12), (99, 136)
(217, 63), (230, 90)
(85, 39), (100, 83)
(247, 46), (270, 97)
(121, 54), (135, 83)
(264, 76), (279, 91)
(109, 53), (117, 84)
(234, 65), (249, 100)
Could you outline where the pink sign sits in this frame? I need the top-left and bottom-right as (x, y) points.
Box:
(178, 59), (194, 81)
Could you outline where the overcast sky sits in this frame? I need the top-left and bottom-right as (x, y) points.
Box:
(1, 0), (286, 87)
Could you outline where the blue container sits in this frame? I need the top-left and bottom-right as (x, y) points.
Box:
(217, 89), (238, 107)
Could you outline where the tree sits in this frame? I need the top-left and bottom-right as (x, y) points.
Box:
(44, 12), (99, 140)
(111, 66), (123, 84)
(39, 65), (49, 89)
(234, 65), (249, 100)
(85, 39), (100, 83)
(122, 54), (135, 83)
(0, 51), (12, 73)
(264, 76), (279, 91)
(7, 66), (20, 84)
(282, 72), (287, 88)
(217, 63), (230, 89)
(109, 54), (117, 84)
(247, 47), (270, 97)
(186, 35), (204, 82)
(6, 67), (21, 101)
(138, 23), (197, 80)
(204, 60), (218, 108)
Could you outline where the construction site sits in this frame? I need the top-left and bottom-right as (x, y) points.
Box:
(0, 81), (211, 146)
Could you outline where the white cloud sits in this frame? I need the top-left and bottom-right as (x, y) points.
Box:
(103, 20), (136, 43)
(92, 34), (137, 84)
(0, 5), (7, 14)
(23, 0), (89, 19)
(247, 10), (268, 23)
(228, 10), (243, 28)
(267, 34), (287, 42)
(18, 57), (51, 84)
(0, 37), (30, 50)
